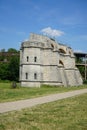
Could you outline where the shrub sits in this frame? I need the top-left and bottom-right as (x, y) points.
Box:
(83, 80), (87, 84)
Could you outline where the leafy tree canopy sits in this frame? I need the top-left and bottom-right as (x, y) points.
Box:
(0, 48), (19, 82)
(7, 48), (18, 53)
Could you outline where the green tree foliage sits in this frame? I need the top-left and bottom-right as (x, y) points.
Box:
(77, 66), (86, 80)
(0, 48), (19, 82)
(7, 48), (18, 53)
(0, 55), (5, 61)
(76, 57), (83, 63)
(0, 63), (9, 80)
(8, 56), (19, 81)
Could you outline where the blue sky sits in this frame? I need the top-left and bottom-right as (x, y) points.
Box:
(0, 0), (87, 52)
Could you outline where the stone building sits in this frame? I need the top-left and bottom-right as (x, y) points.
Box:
(20, 33), (83, 87)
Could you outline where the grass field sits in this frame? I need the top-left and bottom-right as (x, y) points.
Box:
(0, 93), (87, 130)
(0, 83), (87, 103)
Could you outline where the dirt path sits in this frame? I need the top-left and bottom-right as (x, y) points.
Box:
(0, 89), (87, 114)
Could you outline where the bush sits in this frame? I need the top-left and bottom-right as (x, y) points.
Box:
(0, 79), (11, 83)
(83, 80), (87, 84)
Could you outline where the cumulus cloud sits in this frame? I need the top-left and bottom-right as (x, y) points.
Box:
(41, 27), (64, 37)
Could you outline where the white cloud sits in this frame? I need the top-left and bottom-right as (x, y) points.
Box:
(41, 27), (64, 37)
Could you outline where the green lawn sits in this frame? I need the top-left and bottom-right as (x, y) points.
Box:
(0, 93), (87, 130)
(0, 83), (87, 103)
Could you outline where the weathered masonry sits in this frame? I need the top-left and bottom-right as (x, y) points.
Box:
(20, 33), (83, 87)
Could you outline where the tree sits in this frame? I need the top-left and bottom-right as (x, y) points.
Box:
(0, 48), (20, 81)
(76, 57), (83, 63)
(8, 56), (19, 81)
(0, 63), (9, 80)
(77, 66), (86, 80)
(7, 48), (18, 53)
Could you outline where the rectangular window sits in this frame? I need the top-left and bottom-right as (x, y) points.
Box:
(25, 73), (28, 79)
(34, 57), (37, 62)
(27, 56), (29, 62)
(34, 73), (37, 79)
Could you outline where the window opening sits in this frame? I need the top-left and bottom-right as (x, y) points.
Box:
(59, 60), (64, 66)
(69, 51), (71, 55)
(34, 73), (37, 79)
(59, 48), (66, 54)
(25, 73), (28, 79)
(34, 57), (37, 62)
(27, 56), (29, 62)
(51, 44), (54, 50)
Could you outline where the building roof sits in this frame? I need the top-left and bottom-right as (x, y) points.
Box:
(74, 52), (87, 57)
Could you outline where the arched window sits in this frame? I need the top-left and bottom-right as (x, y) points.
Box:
(51, 44), (54, 50)
(59, 48), (66, 54)
(69, 51), (71, 55)
(59, 60), (64, 66)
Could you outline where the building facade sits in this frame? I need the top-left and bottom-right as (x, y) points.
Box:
(20, 33), (83, 87)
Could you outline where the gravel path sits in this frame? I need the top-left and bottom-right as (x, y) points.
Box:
(0, 89), (87, 114)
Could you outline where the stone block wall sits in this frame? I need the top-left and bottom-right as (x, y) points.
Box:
(20, 33), (83, 87)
